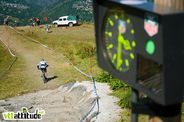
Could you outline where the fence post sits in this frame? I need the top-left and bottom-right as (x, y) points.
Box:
(72, 49), (75, 65)
(89, 57), (92, 76)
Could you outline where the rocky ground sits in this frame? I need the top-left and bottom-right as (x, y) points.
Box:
(0, 81), (122, 122)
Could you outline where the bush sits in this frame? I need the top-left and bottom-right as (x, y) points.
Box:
(118, 88), (131, 108)
(68, 49), (73, 61)
(76, 46), (96, 59)
(96, 71), (128, 90)
(96, 71), (131, 108)
(96, 71), (111, 83)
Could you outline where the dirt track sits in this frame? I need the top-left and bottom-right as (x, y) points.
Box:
(0, 81), (122, 122)
(0, 26), (122, 122)
(0, 26), (82, 89)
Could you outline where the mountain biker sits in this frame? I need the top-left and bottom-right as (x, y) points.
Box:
(37, 59), (49, 74)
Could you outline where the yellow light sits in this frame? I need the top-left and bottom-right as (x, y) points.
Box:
(132, 41), (136, 47)
(112, 54), (117, 63)
(115, 14), (118, 20)
(131, 29), (135, 34)
(125, 59), (129, 67)
(127, 19), (131, 24)
(130, 53), (135, 59)
(107, 44), (113, 49)
(105, 31), (112, 37)
(108, 18), (114, 26)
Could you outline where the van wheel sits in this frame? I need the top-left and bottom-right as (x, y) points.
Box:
(54, 23), (58, 27)
(68, 23), (73, 27)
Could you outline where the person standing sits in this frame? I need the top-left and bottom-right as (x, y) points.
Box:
(44, 16), (49, 32)
(31, 17), (36, 26)
(36, 18), (40, 26)
(4, 16), (9, 25)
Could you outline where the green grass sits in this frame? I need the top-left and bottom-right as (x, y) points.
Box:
(0, 41), (14, 79)
(111, 88), (131, 109)
(112, 88), (148, 122)
(0, 56), (30, 99)
(0, 25), (92, 99)
(0, 42), (27, 99)
(17, 24), (102, 77)
(113, 88), (184, 122)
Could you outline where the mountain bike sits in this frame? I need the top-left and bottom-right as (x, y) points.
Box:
(41, 68), (47, 83)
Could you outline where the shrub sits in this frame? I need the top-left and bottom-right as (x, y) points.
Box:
(96, 71), (128, 90)
(96, 71), (111, 83)
(118, 88), (131, 108)
(76, 46), (96, 59)
(96, 71), (131, 108)
(69, 49), (73, 61)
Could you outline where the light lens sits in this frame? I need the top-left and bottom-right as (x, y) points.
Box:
(146, 40), (155, 55)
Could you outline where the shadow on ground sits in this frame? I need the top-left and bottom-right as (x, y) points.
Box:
(44, 76), (58, 83)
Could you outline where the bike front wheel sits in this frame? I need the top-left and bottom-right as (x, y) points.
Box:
(41, 70), (47, 83)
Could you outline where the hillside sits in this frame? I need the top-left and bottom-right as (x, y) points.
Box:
(0, 0), (156, 25)
(0, 25), (122, 122)
(25, 0), (59, 7)
(0, 0), (93, 26)
(39, 0), (93, 22)
(0, 0), (41, 25)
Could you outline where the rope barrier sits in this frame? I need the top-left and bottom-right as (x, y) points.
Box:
(8, 26), (50, 50)
(0, 38), (17, 79)
(8, 26), (93, 78)
(80, 99), (97, 122)
(0, 38), (16, 57)
(8, 26), (100, 121)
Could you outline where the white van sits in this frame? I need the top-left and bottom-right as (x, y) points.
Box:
(52, 15), (79, 27)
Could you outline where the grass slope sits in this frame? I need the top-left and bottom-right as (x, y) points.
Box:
(17, 24), (102, 77)
(0, 24), (183, 121)
(0, 25), (94, 99)
(0, 41), (14, 78)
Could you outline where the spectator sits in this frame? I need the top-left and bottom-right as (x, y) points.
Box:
(32, 17), (36, 26)
(44, 16), (49, 32)
(36, 18), (40, 26)
(4, 16), (9, 25)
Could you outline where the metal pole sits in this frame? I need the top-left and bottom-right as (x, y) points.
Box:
(131, 88), (139, 122)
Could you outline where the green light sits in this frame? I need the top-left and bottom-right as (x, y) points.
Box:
(107, 44), (113, 49)
(132, 41), (136, 47)
(130, 53), (135, 59)
(125, 59), (129, 67)
(131, 29), (135, 34)
(112, 54), (117, 63)
(146, 40), (155, 55)
(127, 19), (131, 24)
(108, 18), (114, 26)
(105, 31), (112, 37)
(115, 14), (118, 20)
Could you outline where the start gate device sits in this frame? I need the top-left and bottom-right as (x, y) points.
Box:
(93, 0), (184, 105)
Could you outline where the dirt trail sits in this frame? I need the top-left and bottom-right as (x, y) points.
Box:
(0, 81), (122, 122)
(0, 26), (82, 89)
(0, 26), (122, 122)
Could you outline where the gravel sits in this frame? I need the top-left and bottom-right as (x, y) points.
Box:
(0, 81), (122, 122)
